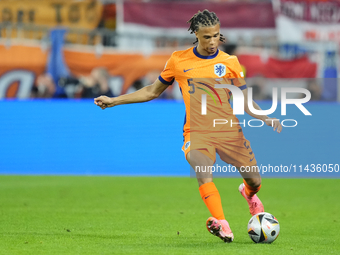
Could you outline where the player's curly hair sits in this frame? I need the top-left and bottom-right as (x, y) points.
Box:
(187, 9), (225, 44)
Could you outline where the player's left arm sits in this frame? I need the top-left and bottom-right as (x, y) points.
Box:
(242, 88), (282, 133)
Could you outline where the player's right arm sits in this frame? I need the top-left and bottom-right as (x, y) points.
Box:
(94, 78), (169, 110)
(95, 52), (176, 110)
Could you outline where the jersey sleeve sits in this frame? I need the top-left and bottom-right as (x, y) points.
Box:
(228, 56), (247, 90)
(158, 53), (176, 85)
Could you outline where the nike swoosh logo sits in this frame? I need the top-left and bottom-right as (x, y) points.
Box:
(204, 195), (211, 199)
(250, 157), (255, 162)
(184, 68), (194, 73)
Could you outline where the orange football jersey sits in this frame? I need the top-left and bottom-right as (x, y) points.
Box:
(159, 46), (246, 137)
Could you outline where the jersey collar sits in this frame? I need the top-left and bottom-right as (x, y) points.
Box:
(193, 46), (219, 59)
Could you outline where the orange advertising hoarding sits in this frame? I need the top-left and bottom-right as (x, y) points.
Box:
(0, 45), (47, 98)
(0, 44), (317, 99)
(0, 44), (171, 98)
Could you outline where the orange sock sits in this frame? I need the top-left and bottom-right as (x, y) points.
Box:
(243, 179), (261, 197)
(199, 182), (225, 220)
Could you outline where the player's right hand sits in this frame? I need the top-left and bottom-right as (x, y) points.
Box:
(94, 96), (115, 110)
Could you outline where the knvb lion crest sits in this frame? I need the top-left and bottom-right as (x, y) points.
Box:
(214, 63), (226, 77)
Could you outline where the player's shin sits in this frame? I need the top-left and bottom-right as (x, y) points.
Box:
(243, 179), (262, 197)
(199, 182), (225, 220)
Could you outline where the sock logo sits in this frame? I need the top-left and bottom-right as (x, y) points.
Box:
(204, 195), (211, 199)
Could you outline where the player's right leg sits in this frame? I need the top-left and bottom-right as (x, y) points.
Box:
(186, 149), (234, 243)
(215, 137), (264, 216)
(238, 166), (264, 216)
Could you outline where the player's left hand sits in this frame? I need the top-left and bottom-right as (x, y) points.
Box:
(264, 118), (282, 133)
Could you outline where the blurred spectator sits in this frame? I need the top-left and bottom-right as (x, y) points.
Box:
(80, 67), (113, 98)
(127, 70), (175, 99)
(267, 35), (280, 57)
(248, 75), (269, 101)
(252, 36), (264, 49)
(306, 79), (322, 101)
(145, 70), (173, 99)
(31, 74), (56, 98)
(59, 67), (113, 98)
(236, 36), (247, 47)
(223, 43), (247, 77)
(223, 44), (238, 55)
(133, 80), (144, 90)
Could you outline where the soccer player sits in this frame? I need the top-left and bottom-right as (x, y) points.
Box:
(94, 10), (282, 243)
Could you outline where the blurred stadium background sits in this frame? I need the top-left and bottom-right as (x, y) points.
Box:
(0, 0), (338, 175)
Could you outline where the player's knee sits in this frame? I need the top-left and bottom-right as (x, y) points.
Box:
(187, 150), (213, 167)
(244, 178), (261, 188)
(197, 178), (213, 187)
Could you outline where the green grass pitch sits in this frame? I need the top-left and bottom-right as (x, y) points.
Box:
(0, 176), (339, 255)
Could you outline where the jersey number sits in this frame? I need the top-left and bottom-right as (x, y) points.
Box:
(188, 79), (195, 94)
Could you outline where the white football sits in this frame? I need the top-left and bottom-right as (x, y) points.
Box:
(247, 212), (280, 243)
